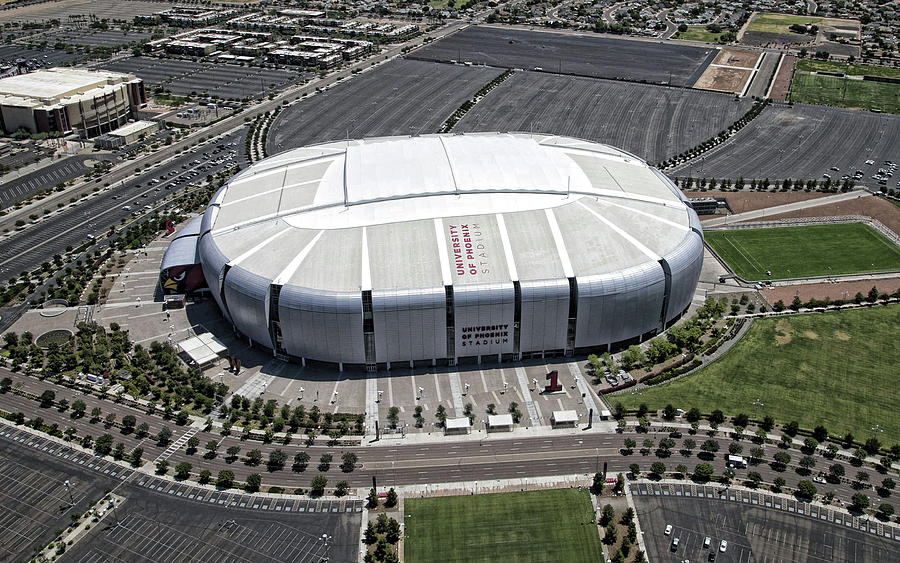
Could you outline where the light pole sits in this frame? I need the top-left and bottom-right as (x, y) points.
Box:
(64, 480), (74, 507)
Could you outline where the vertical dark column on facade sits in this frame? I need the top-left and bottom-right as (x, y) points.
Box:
(658, 259), (672, 331)
(361, 290), (376, 371)
(512, 280), (522, 358)
(268, 284), (286, 356)
(445, 285), (455, 366)
(565, 277), (578, 355)
(219, 264), (232, 328)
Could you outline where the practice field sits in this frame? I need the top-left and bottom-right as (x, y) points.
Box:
(789, 72), (900, 114)
(706, 223), (900, 280)
(404, 489), (604, 563)
(616, 305), (900, 441)
(796, 59), (900, 80)
(746, 13), (830, 33)
(674, 26), (730, 43)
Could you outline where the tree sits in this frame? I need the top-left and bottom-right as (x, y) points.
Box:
(773, 477), (786, 492)
(136, 422), (149, 437)
(701, 439), (719, 453)
(761, 416), (775, 431)
(614, 473), (625, 494)
(784, 421), (799, 436)
(803, 437), (819, 453)
(367, 487), (379, 509)
(796, 480), (817, 500)
(71, 399), (87, 418)
(387, 406), (400, 428)
(385, 487), (398, 508)
(245, 473), (261, 492)
(175, 462), (192, 479)
(386, 517), (401, 544)
(682, 438), (696, 453)
(685, 408), (701, 423)
(864, 436), (882, 455)
(121, 415), (136, 432)
(693, 463), (714, 481)
(650, 462), (666, 477)
(829, 463), (845, 479)
(319, 453), (333, 472)
(90, 407), (102, 421)
(226, 445), (241, 460)
(310, 475), (328, 496)
(216, 469), (234, 489)
(812, 425), (828, 442)
(747, 471), (763, 487)
(156, 426), (172, 446)
(341, 452), (358, 472)
(709, 410), (725, 425)
(39, 390), (56, 406)
(728, 442), (743, 455)
(629, 463), (640, 477)
(877, 503), (894, 520)
(800, 455), (817, 470)
(268, 449), (287, 470)
(293, 451), (310, 471)
(773, 451), (791, 469)
(600, 504), (615, 525)
(604, 521), (618, 545)
(246, 449), (262, 466)
(364, 522), (377, 545)
(94, 433), (114, 455)
(851, 493), (869, 512)
(130, 446), (143, 466)
(156, 460), (169, 474)
(205, 440), (219, 457)
(592, 472), (605, 495)
(334, 480), (350, 497)
(662, 404), (676, 420)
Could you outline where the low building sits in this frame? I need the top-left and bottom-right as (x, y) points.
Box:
(94, 120), (159, 149)
(550, 410), (578, 428)
(0, 68), (146, 137)
(487, 413), (514, 432)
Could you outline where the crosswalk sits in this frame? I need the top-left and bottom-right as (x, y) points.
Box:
(153, 426), (199, 464)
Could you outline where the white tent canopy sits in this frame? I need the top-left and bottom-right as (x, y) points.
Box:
(551, 410), (578, 425)
(487, 414), (514, 427)
(444, 417), (471, 431)
(178, 333), (227, 368)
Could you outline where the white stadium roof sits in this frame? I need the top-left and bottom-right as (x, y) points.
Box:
(207, 132), (694, 293)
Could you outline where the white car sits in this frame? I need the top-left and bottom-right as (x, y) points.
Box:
(665, 524), (673, 535)
(720, 540), (728, 552)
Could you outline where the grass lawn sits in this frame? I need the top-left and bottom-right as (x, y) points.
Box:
(746, 13), (828, 33)
(615, 305), (900, 441)
(705, 223), (900, 281)
(404, 489), (604, 563)
(788, 72), (900, 113)
(674, 26), (729, 43)
(796, 59), (900, 80)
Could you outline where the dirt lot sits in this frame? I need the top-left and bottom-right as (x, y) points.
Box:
(767, 55), (796, 100)
(763, 278), (900, 305)
(756, 195), (900, 237)
(712, 48), (761, 69)
(694, 65), (753, 93)
(685, 190), (828, 213)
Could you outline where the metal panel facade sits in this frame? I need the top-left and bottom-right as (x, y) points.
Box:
(453, 282), (515, 358)
(518, 279), (569, 353)
(223, 266), (272, 349)
(575, 261), (666, 347)
(372, 287), (446, 364)
(663, 231), (704, 323)
(278, 286), (365, 364)
(198, 234), (231, 323)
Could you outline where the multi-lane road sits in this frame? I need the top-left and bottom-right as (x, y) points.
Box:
(1, 368), (889, 509)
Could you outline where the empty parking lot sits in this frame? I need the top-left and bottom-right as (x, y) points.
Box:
(633, 482), (899, 562)
(413, 26), (717, 87)
(454, 70), (753, 165)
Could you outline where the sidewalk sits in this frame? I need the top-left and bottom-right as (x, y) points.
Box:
(366, 419), (620, 446)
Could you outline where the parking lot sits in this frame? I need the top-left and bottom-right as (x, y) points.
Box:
(0, 45), (83, 68)
(454, 70), (753, 165)
(0, 154), (109, 209)
(633, 483), (900, 563)
(412, 26), (717, 87)
(0, 424), (361, 563)
(102, 57), (302, 101)
(0, 426), (121, 562)
(0, 0), (171, 23)
(41, 29), (152, 48)
(267, 58), (504, 153)
(670, 102), (900, 181)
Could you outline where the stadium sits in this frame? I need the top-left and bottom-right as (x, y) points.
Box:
(163, 132), (703, 370)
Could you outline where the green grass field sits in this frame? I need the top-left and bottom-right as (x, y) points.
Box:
(746, 13), (829, 33)
(706, 224), (900, 281)
(674, 26), (729, 43)
(404, 489), (604, 563)
(616, 305), (900, 441)
(788, 72), (900, 113)
(796, 59), (900, 79)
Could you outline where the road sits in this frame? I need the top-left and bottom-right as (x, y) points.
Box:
(0, 369), (888, 508)
(702, 190), (872, 227)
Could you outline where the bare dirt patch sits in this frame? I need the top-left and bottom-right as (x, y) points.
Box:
(694, 66), (753, 94)
(767, 55), (796, 100)
(685, 190), (829, 214)
(803, 330), (819, 339)
(712, 48), (761, 69)
(757, 195), (900, 238)
(834, 330), (851, 341)
(762, 278), (900, 306)
(774, 318), (792, 345)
